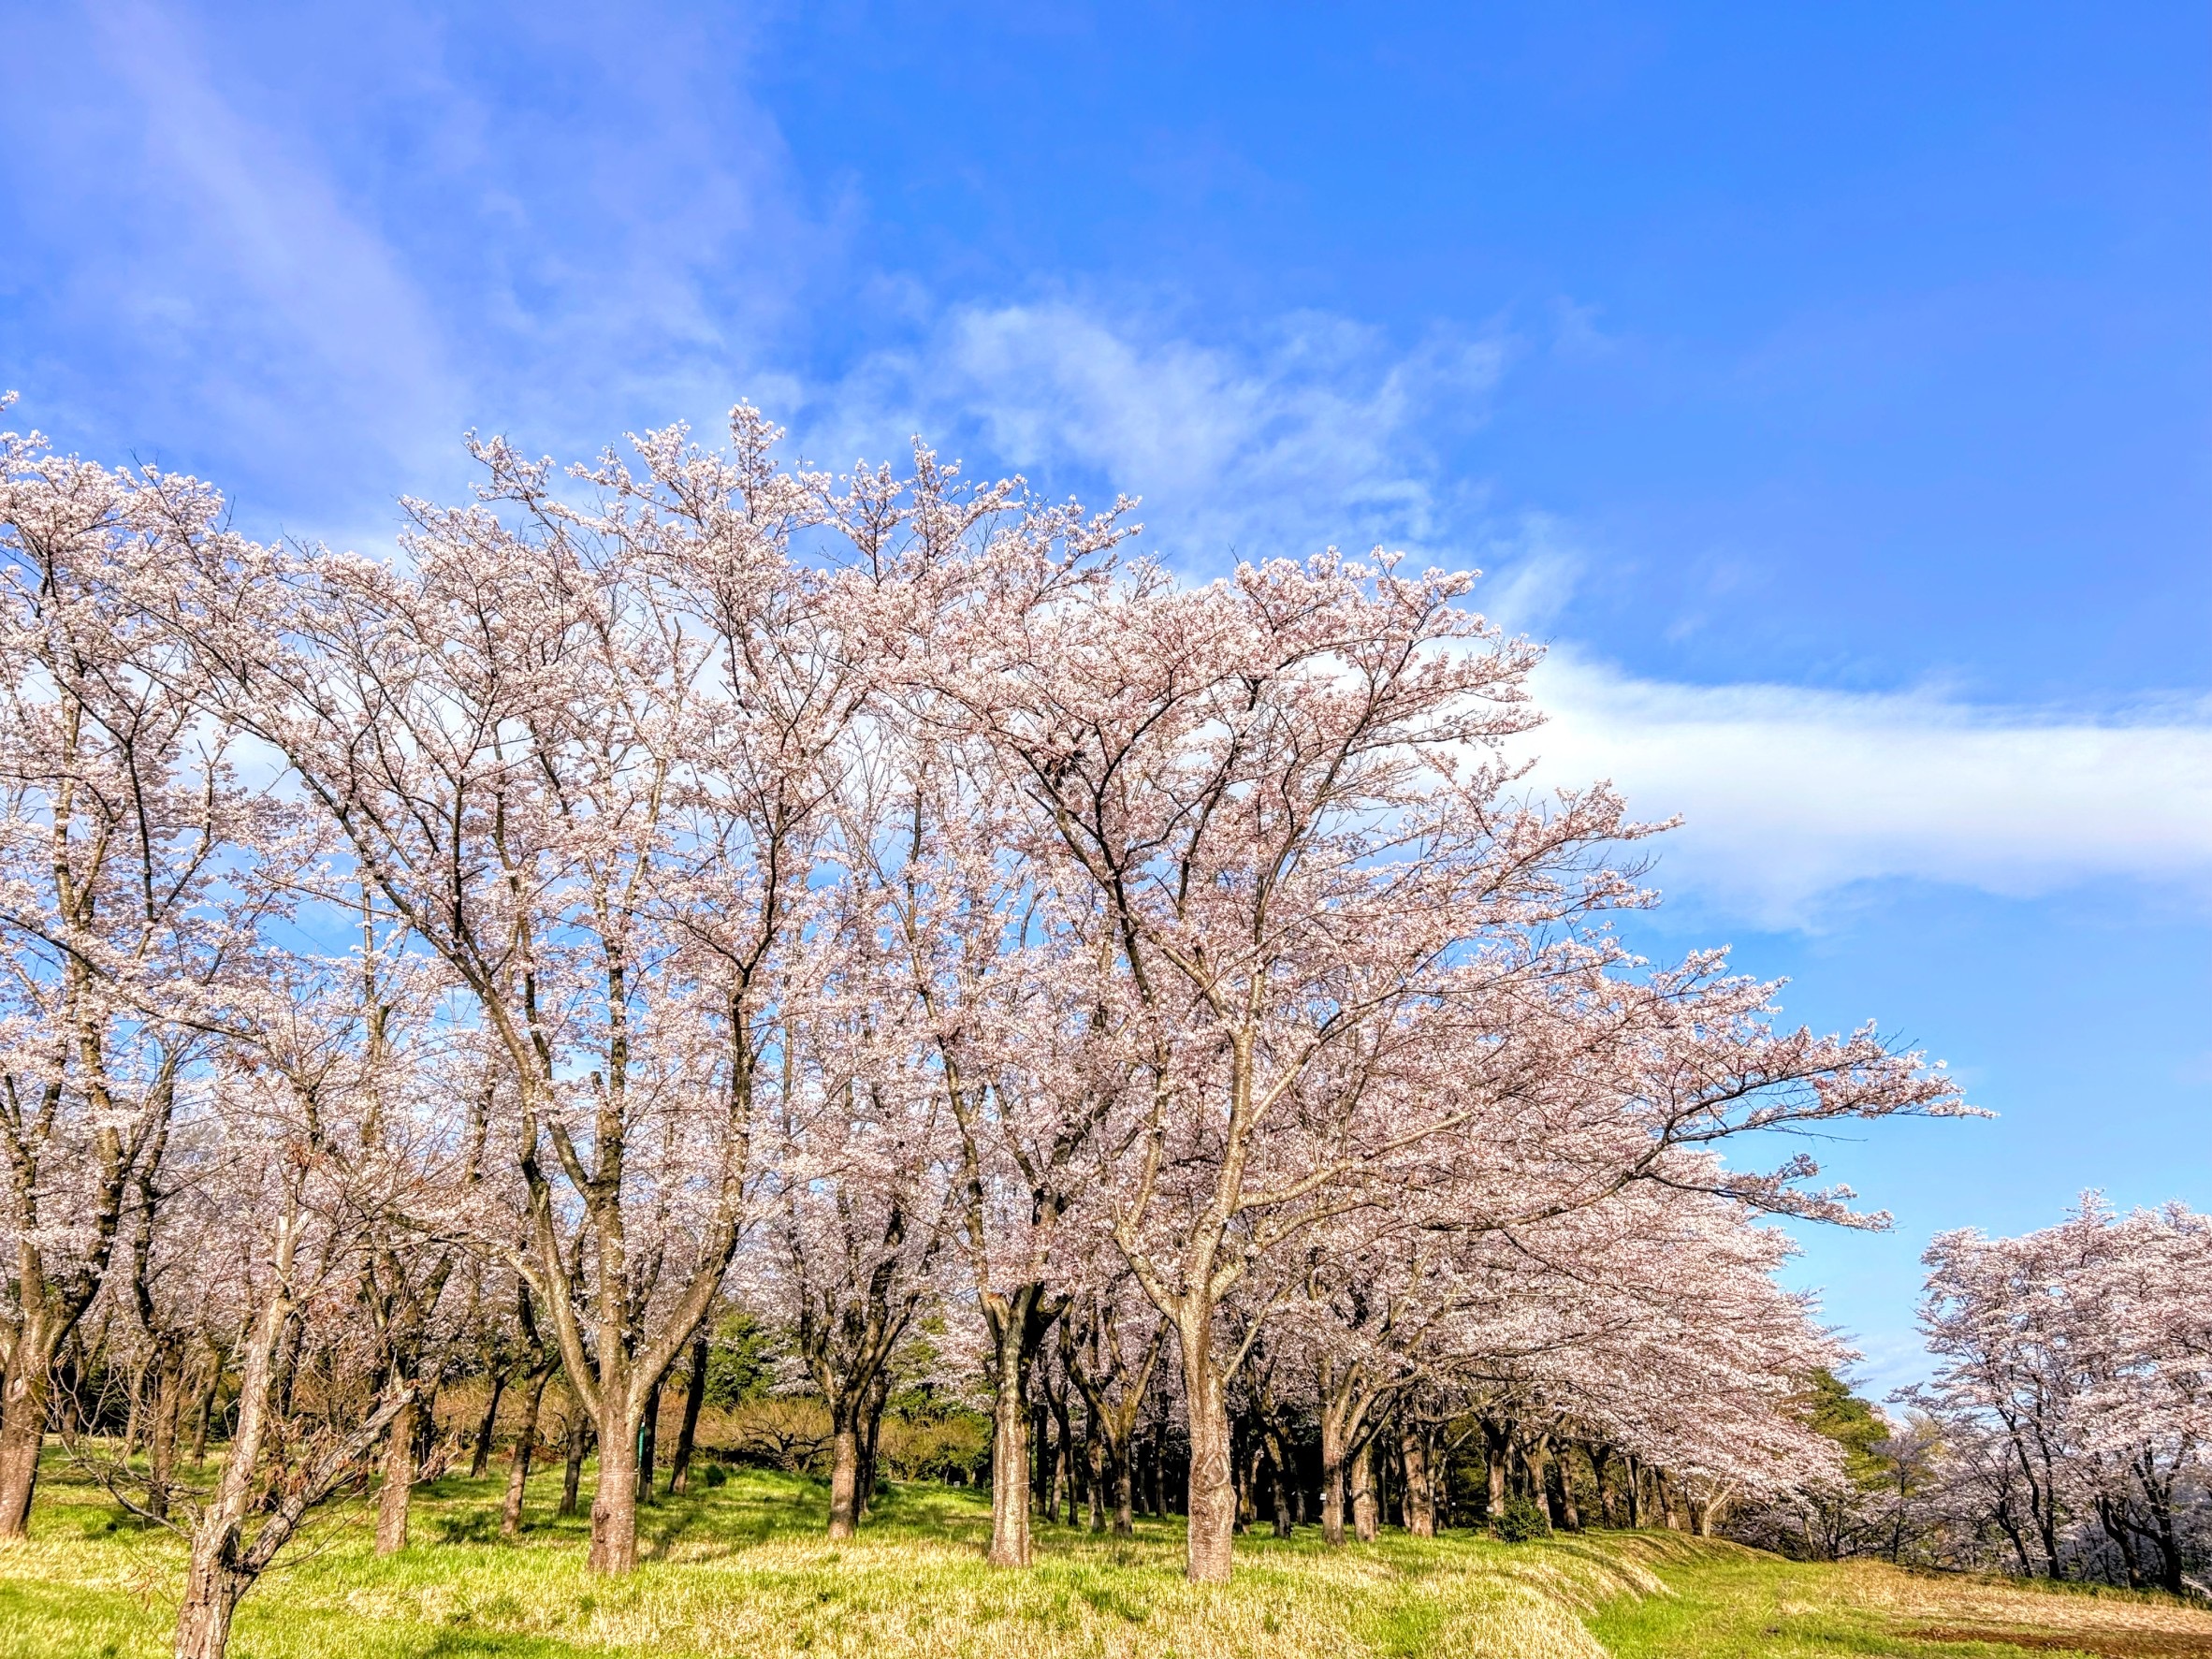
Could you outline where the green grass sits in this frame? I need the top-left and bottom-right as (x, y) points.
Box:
(3, 1450), (2207, 1659)
(1586, 1538), (2212, 1659)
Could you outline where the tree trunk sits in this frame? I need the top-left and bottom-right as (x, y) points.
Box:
(469, 1373), (507, 1479)
(1351, 1437), (1379, 1543)
(634, 1377), (662, 1506)
(668, 1331), (709, 1496)
(1319, 1412), (1349, 1546)
(1177, 1317), (1235, 1582)
(589, 1404), (640, 1572)
(146, 1348), (183, 1522)
(1085, 1410), (1106, 1533)
(825, 1409), (863, 1540)
(2093, 1495), (2142, 1589)
(1112, 1441), (1136, 1535)
(501, 1369), (551, 1540)
(1400, 1423), (1435, 1537)
(1268, 1450), (1292, 1538)
(171, 1556), (246, 1659)
(857, 1368), (890, 1523)
(1029, 1403), (1049, 1515)
(2150, 1506), (2184, 1596)
(374, 1393), (417, 1555)
(560, 1417), (590, 1518)
(987, 1318), (1039, 1565)
(0, 1339), (54, 1537)
(189, 1365), (216, 1467)
(1530, 1434), (1564, 1530)
(1047, 1386), (1072, 1524)
(124, 1351), (150, 1456)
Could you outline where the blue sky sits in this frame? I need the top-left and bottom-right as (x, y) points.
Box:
(4, 0), (2207, 1392)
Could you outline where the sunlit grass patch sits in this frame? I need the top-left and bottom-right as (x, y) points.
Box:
(7, 1452), (2210, 1659)
(1585, 1549), (2212, 1659)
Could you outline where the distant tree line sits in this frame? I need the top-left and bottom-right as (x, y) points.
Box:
(1728, 1200), (2210, 1597)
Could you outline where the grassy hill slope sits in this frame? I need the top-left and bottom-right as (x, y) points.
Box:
(4, 1457), (2207, 1659)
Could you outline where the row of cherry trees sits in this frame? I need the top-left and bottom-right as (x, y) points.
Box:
(1907, 1200), (2209, 1592)
(0, 398), (1969, 1653)
(1723, 1201), (2211, 1596)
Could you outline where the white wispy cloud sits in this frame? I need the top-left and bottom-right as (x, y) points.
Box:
(80, 1), (460, 474)
(1521, 653), (2212, 924)
(806, 298), (1506, 566)
(807, 298), (2212, 926)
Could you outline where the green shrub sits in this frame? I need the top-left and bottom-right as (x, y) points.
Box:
(1492, 1496), (1551, 1542)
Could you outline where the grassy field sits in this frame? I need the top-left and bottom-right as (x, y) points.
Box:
(3, 1453), (2209, 1659)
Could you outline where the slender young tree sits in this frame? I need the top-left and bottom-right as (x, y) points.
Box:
(0, 414), (290, 1535)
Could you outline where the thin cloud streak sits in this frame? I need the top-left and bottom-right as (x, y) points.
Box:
(1524, 653), (2212, 924)
(805, 298), (1506, 566)
(805, 297), (2212, 927)
(80, 1), (459, 474)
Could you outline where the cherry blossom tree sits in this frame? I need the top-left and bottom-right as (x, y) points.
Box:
(0, 408), (296, 1536)
(144, 415), (877, 1573)
(932, 546), (1964, 1580)
(160, 1001), (438, 1658)
(0, 390), (1982, 1597)
(1914, 1199), (2212, 1592)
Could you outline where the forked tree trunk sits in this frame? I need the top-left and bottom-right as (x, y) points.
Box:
(374, 1393), (417, 1554)
(172, 1196), (414, 1659)
(857, 1368), (890, 1523)
(501, 1368), (551, 1539)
